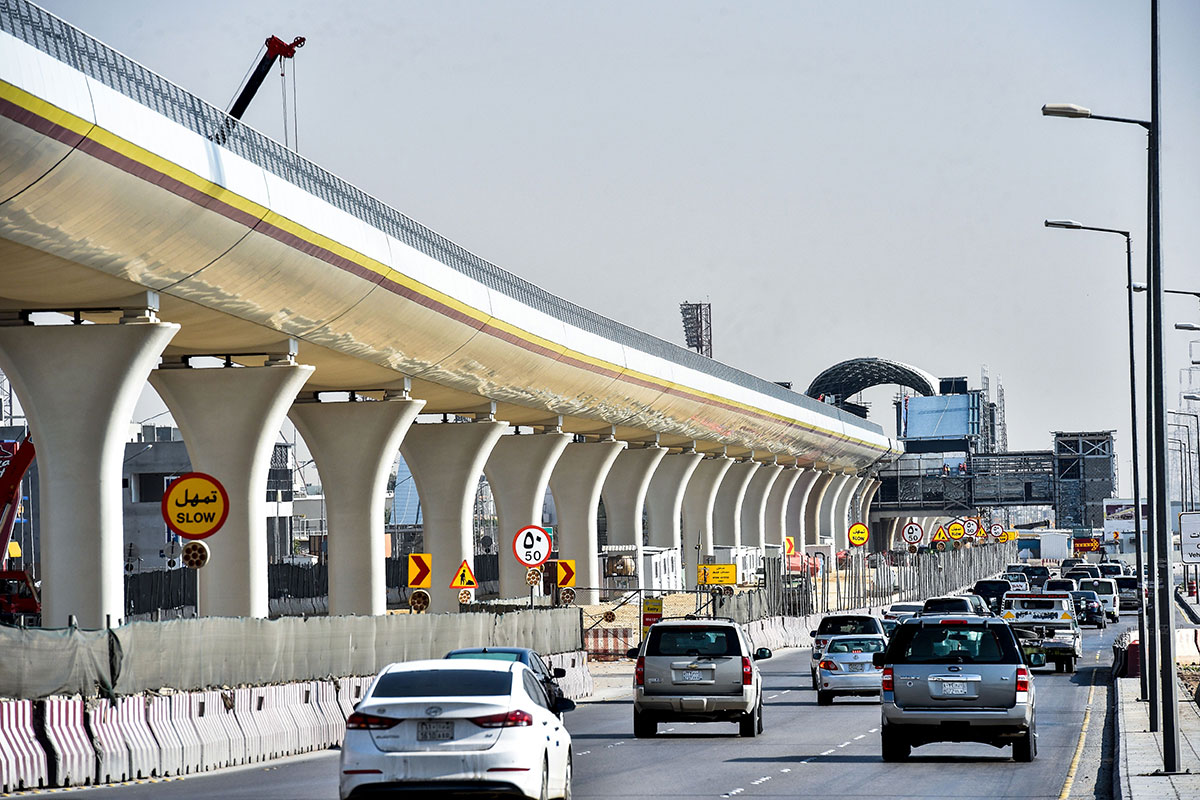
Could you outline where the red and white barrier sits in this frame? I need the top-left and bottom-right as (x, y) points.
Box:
(145, 695), (183, 776)
(170, 693), (202, 775)
(85, 699), (129, 783)
(116, 696), (158, 779)
(583, 627), (635, 658)
(40, 696), (93, 786)
(232, 688), (266, 763)
(0, 698), (48, 791)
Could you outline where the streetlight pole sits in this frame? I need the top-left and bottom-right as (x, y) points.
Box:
(1044, 220), (1149, 700)
(1041, 1), (1178, 770)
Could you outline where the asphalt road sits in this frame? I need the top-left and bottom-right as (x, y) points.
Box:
(68, 617), (1128, 800)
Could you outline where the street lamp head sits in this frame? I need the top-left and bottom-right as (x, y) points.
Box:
(1044, 219), (1082, 229)
(1042, 103), (1092, 119)
(1176, 322), (1200, 332)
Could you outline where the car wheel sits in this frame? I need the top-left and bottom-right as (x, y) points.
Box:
(811, 670), (818, 690)
(1067, 657), (1076, 673)
(739, 703), (759, 738)
(540, 755), (550, 800)
(1013, 729), (1035, 762)
(881, 726), (910, 762)
(816, 690), (833, 706)
(756, 699), (764, 734)
(633, 709), (656, 738)
(558, 753), (572, 800)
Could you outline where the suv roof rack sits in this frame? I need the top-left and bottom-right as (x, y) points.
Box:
(656, 615), (738, 623)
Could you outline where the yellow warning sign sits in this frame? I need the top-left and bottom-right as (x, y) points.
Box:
(556, 559), (577, 587)
(407, 553), (432, 588)
(947, 521), (966, 540)
(450, 559), (478, 589)
(848, 523), (869, 547)
(784, 536), (795, 556)
(698, 564), (737, 585)
(931, 526), (950, 542)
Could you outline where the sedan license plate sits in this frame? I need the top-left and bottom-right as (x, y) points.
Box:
(940, 681), (968, 696)
(680, 669), (703, 682)
(417, 720), (454, 741)
(848, 663), (864, 672)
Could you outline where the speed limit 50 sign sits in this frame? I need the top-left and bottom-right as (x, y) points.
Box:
(512, 525), (552, 568)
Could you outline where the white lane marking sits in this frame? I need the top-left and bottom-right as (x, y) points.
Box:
(666, 727), (675, 732)
(767, 694), (778, 699)
(781, 689), (791, 694)
(821, 749), (836, 756)
(782, 767), (793, 772)
(854, 734), (866, 740)
(751, 776), (772, 785)
(579, 750), (591, 755)
(869, 727), (879, 733)
(839, 741), (851, 747)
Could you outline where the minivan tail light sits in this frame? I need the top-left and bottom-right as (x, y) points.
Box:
(635, 656), (645, 686)
(346, 711), (398, 730)
(470, 709), (534, 728)
(742, 656), (753, 685)
(1015, 666), (1030, 693)
(881, 667), (893, 692)
(939, 619), (969, 625)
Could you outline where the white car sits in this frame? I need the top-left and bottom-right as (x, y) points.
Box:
(1001, 572), (1030, 593)
(340, 659), (575, 800)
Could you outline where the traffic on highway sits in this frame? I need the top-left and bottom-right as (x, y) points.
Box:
(68, 557), (1133, 800)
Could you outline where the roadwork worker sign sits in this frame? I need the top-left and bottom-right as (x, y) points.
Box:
(162, 472), (229, 540)
(450, 559), (479, 589)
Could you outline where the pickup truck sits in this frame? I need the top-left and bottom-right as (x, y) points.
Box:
(1000, 592), (1081, 673)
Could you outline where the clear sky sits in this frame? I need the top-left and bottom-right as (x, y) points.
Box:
(35, 0), (1200, 494)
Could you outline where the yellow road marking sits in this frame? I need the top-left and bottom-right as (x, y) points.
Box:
(1058, 672), (1097, 799)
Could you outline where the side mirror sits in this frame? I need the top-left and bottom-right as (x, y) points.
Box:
(626, 647), (640, 659)
(1027, 652), (1046, 668)
(809, 630), (817, 638)
(872, 652), (886, 668)
(555, 697), (577, 714)
(553, 667), (567, 679)
(754, 647), (772, 661)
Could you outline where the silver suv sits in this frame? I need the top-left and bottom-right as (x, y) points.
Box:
(875, 616), (1037, 762)
(629, 618), (771, 738)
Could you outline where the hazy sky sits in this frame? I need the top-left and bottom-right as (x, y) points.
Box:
(34, 0), (1200, 493)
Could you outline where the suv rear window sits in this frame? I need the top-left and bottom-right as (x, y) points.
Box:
(816, 617), (878, 636)
(646, 626), (741, 657)
(373, 670), (512, 697)
(973, 581), (1009, 594)
(888, 624), (1017, 664)
(1115, 577), (1139, 590)
(922, 598), (970, 614)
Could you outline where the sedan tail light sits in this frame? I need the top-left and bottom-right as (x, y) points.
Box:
(346, 711), (398, 730)
(470, 709), (534, 728)
(635, 656), (645, 686)
(881, 667), (893, 692)
(742, 656), (753, 685)
(818, 659), (839, 671)
(1015, 666), (1030, 693)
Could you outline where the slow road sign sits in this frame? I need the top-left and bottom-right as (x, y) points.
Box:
(162, 473), (229, 540)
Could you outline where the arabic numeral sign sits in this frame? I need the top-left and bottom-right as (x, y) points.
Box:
(513, 525), (552, 568)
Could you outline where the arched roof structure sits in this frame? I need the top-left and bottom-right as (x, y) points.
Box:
(806, 358), (939, 400)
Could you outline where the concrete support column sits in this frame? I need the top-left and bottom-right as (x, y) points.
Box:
(785, 469), (820, 553)
(483, 431), (570, 600)
(289, 395), (424, 616)
(817, 473), (853, 546)
(0, 320), (178, 628)
(601, 445), (667, 587)
(766, 466), (804, 551)
(860, 479), (882, 521)
(401, 419), (507, 611)
(645, 452), (703, 549)
(802, 471), (836, 547)
(831, 475), (866, 550)
(548, 440), (624, 605)
(151, 361), (313, 618)
(681, 456), (733, 589)
(713, 460), (760, 548)
(741, 463), (782, 552)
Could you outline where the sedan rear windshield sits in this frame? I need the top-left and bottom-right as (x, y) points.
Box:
(888, 625), (1017, 664)
(446, 652), (521, 662)
(973, 581), (1010, 594)
(1025, 566), (1050, 578)
(646, 627), (740, 657)
(816, 617), (878, 636)
(373, 670), (512, 698)
(826, 638), (885, 653)
(1115, 577), (1139, 590)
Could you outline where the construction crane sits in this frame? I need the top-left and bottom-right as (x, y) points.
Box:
(212, 35), (304, 144)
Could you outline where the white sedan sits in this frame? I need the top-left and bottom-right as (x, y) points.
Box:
(340, 658), (575, 800)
